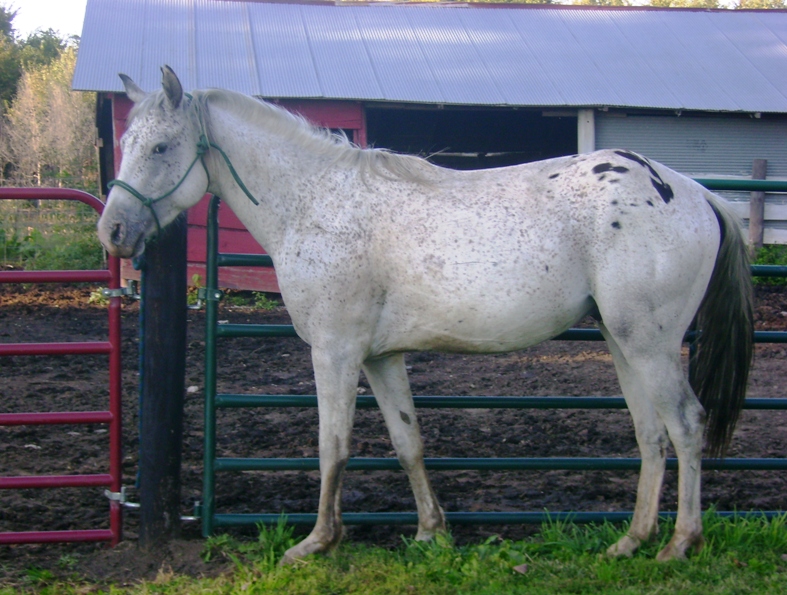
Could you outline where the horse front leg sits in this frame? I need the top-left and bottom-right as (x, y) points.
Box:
(363, 354), (446, 541)
(281, 345), (362, 565)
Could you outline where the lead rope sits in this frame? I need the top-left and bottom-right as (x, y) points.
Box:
(107, 92), (259, 236)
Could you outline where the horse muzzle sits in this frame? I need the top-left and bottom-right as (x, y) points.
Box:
(97, 213), (148, 259)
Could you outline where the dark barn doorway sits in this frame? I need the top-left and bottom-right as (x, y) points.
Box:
(366, 106), (577, 170)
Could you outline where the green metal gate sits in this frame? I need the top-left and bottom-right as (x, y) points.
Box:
(201, 179), (787, 537)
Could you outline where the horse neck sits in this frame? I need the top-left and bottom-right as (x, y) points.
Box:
(204, 103), (347, 257)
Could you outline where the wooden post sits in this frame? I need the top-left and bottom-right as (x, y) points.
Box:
(138, 213), (188, 549)
(577, 109), (595, 154)
(748, 159), (767, 252)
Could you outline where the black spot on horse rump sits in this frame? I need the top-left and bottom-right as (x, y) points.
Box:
(611, 221), (621, 229)
(651, 177), (674, 203)
(614, 149), (673, 203)
(614, 150), (650, 168)
(548, 173), (560, 179)
(615, 150), (661, 179)
(594, 162), (630, 176)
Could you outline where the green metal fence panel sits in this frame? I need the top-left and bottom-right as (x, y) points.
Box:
(210, 509), (785, 528)
(202, 178), (787, 535)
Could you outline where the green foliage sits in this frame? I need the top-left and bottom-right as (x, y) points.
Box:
(202, 516), (299, 572)
(24, 567), (55, 586)
(0, 224), (21, 261)
(0, 201), (103, 270)
(752, 245), (787, 285)
(222, 291), (280, 310)
(18, 29), (69, 72)
(88, 288), (109, 305)
(187, 274), (203, 306)
(734, 0), (786, 7)
(649, 0), (720, 7)
(573, 0), (634, 6)
(754, 245), (787, 267)
(253, 292), (279, 311)
(15, 224), (103, 271)
(0, 4), (16, 40)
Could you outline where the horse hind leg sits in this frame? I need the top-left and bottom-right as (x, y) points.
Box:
(653, 378), (706, 561)
(602, 327), (669, 558)
(363, 353), (446, 541)
(601, 327), (705, 560)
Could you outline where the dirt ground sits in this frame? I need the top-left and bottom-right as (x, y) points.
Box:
(0, 282), (785, 586)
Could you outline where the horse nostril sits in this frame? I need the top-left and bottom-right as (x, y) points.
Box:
(110, 222), (124, 245)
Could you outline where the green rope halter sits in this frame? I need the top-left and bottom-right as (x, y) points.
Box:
(107, 92), (259, 236)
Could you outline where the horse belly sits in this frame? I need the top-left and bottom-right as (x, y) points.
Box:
(371, 260), (592, 355)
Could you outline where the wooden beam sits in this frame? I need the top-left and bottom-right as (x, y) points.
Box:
(138, 213), (188, 549)
(748, 159), (767, 251)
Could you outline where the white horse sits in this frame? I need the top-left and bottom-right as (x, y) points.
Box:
(98, 67), (753, 564)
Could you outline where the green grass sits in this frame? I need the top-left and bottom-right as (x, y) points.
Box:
(3, 513), (786, 594)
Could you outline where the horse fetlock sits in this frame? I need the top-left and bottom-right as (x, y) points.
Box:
(415, 507), (447, 542)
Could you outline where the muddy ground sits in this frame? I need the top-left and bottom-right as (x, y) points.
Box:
(0, 282), (785, 586)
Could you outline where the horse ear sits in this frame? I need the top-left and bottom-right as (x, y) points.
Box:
(161, 65), (183, 109)
(119, 73), (146, 103)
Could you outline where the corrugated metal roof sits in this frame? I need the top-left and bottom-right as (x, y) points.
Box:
(73, 0), (787, 112)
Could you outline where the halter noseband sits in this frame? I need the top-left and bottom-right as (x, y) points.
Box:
(107, 93), (259, 236)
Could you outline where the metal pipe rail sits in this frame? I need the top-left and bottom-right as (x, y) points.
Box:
(0, 188), (123, 546)
(202, 177), (787, 535)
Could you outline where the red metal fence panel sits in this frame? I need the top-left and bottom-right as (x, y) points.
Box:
(0, 187), (123, 546)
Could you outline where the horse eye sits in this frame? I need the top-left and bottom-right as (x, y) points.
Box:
(153, 143), (168, 155)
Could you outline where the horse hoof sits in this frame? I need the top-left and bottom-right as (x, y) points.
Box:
(607, 535), (640, 558)
(280, 538), (329, 565)
(655, 544), (686, 562)
(655, 534), (703, 562)
(414, 524), (448, 542)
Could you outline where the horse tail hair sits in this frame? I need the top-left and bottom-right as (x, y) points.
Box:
(691, 192), (754, 458)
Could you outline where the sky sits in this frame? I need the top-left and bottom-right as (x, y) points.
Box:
(12, 0), (88, 39)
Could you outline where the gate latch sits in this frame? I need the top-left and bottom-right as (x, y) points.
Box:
(198, 288), (224, 302)
(102, 281), (140, 300)
(104, 486), (127, 503)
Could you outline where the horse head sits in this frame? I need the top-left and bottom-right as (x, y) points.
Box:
(97, 66), (209, 258)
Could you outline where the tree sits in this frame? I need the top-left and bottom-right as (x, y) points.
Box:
(0, 47), (97, 189)
(0, 4), (18, 105)
(0, 4), (16, 40)
(19, 29), (69, 72)
(572, 0), (632, 6)
(734, 0), (786, 7)
(648, 0), (721, 7)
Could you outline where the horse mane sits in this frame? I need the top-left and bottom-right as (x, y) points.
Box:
(194, 88), (440, 186)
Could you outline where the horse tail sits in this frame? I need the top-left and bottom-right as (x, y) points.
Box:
(691, 192), (754, 458)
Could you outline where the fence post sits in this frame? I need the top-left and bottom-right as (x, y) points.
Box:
(138, 213), (188, 549)
(748, 159), (767, 252)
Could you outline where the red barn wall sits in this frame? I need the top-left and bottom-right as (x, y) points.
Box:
(112, 94), (366, 292)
